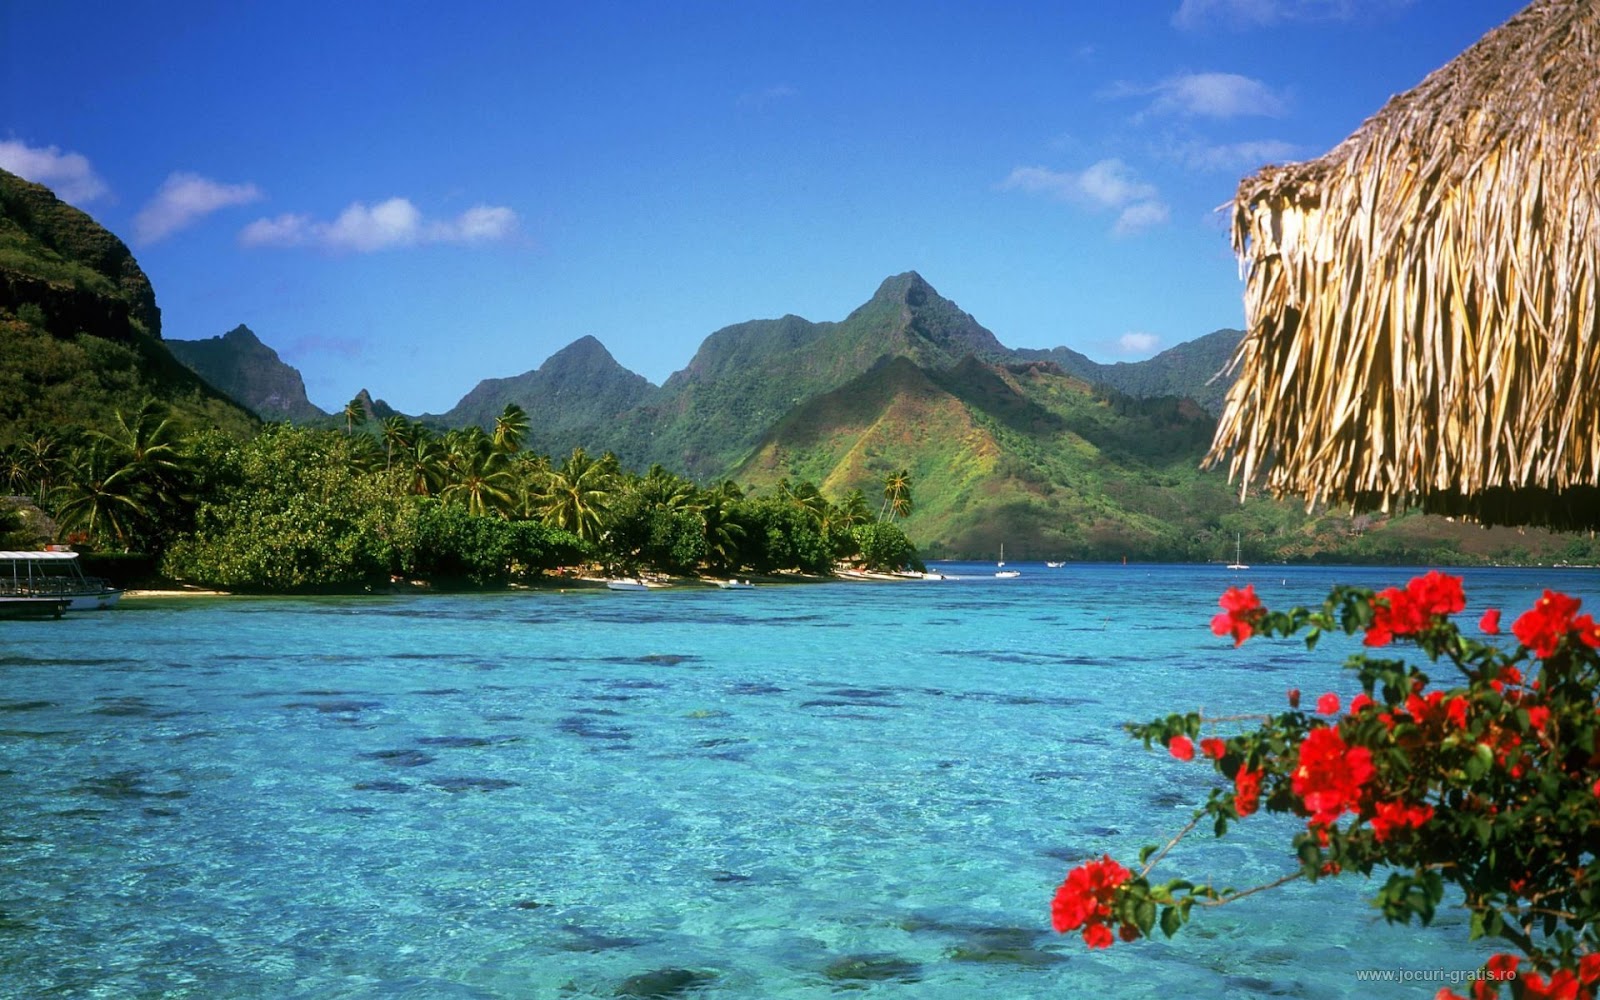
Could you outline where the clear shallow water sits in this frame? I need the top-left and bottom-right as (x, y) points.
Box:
(1, 563), (1594, 999)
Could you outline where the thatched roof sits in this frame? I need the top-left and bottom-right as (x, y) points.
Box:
(1205, 0), (1600, 528)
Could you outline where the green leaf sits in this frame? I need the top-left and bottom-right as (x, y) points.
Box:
(1160, 905), (1183, 939)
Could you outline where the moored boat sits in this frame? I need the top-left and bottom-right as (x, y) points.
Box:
(0, 550), (122, 611)
(605, 578), (650, 591)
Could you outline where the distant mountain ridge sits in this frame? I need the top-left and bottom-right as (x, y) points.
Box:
(166, 325), (327, 423)
(1014, 328), (1242, 415)
(0, 167), (256, 442)
(197, 271), (1238, 479)
(433, 335), (658, 456)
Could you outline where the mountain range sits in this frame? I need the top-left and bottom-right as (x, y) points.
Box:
(0, 168), (255, 440)
(5, 165), (1591, 564)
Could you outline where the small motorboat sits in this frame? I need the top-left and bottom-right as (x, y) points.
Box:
(605, 579), (650, 591)
(715, 579), (755, 589)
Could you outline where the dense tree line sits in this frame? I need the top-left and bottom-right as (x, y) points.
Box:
(1, 401), (922, 591)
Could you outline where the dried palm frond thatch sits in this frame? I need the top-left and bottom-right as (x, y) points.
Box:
(1205, 0), (1600, 528)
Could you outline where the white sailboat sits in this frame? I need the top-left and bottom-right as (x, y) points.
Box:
(995, 543), (1020, 578)
(1227, 534), (1249, 571)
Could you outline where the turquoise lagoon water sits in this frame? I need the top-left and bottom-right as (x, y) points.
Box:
(2, 563), (1594, 999)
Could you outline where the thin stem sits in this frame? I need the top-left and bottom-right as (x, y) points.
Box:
(1139, 813), (1202, 878)
(1196, 871), (1304, 907)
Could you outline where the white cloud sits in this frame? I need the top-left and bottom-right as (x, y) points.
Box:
(1178, 138), (1301, 171)
(240, 198), (519, 252)
(239, 214), (312, 247)
(1002, 160), (1153, 208)
(1173, 0), (1415, 30)
(1000, 159), (1171, 236)
(1114, 201), (1171, 235)
(1118, 332), (1161, 354)
(1113, 72), (1288, 119)
(133, 172), (263, 244)
(429, 204), (517, 243)
(0, 139), (109, 205)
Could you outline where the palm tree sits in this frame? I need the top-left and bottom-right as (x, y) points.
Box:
(700, 489), (746, 573)
(492, 403), (529, 454)
(22, 433), (62, 504)
(881, 468), (913, 522)
(0, 445), (29, 495)
(836, 488), (872, 531)
(380, 415), (414, 469)
(94, 401), (184, 501)
(401, 431), (446, 497)
(534, 447), (616, 543)
(439, 430), (516, 517)
(343, 395), (368, 435)
(51, 444), (146, 549)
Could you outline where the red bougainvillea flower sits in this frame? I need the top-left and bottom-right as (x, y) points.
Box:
(1580, 953), (1600, 985)
(1526, 705), (1551, 733)
(1349, 692), (1374, 714)
(1234, 766), (1263, 818)
(1051, 855), (1132, 948)
(1316, 692), (1340, 715)
(1577, 613), (1600, 649)
(1369, 799), (1435, 842)
(1519, 969), (1581, 999)
(1480, 607), (1502, 634)
(1168, 735), (1195, 761)
(1407, 570), (1466, 616)
(1513, 589), (1584, 658)
(1292, 726), (1375, 826)
(1287, 688), (1301, 709)
(1490, 665), (1523, 694)
(1364, 586), (1428, 646)
(1200, 737), (1226, 760)
(1446, 696), (1468, 730)
(1211, 585), (1264, 646)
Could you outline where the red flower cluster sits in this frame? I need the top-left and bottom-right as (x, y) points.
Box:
(1051, 855), (1134, 948)
(1168, 735), (1195, 761)
(1291, 726), (1374, 826)
(1364, 571), (1466, 646)
(1513, 589), (1600, 658)
(1369, 798), (1434, 842)
(1234, 765), (1263, 817)
(1443, 951), (1600, 1000)
(1211, 585), (1263, 646)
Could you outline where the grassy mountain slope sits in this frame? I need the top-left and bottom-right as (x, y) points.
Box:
(1014, 328), (1243, 415)
(732, 353), (1598, 564)
(434, 334), (657, 455)
(166, 324), (328, 422)
(611, 271), (1011, 476)
(0, 169), (256, 442)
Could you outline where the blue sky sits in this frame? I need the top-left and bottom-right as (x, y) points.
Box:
(2, 0), (1524, 414)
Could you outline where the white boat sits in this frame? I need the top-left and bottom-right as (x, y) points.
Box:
(1046, 561), (1064, 568)
(996, 544), (1020, 578)
(0, 550), (122, 611)
(605, 578), (650, 591)
(715, 579), (755, 589)
(1227, 534), (1249, 571)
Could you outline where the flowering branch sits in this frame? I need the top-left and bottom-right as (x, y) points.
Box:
(1049, 573), (1600, 999)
